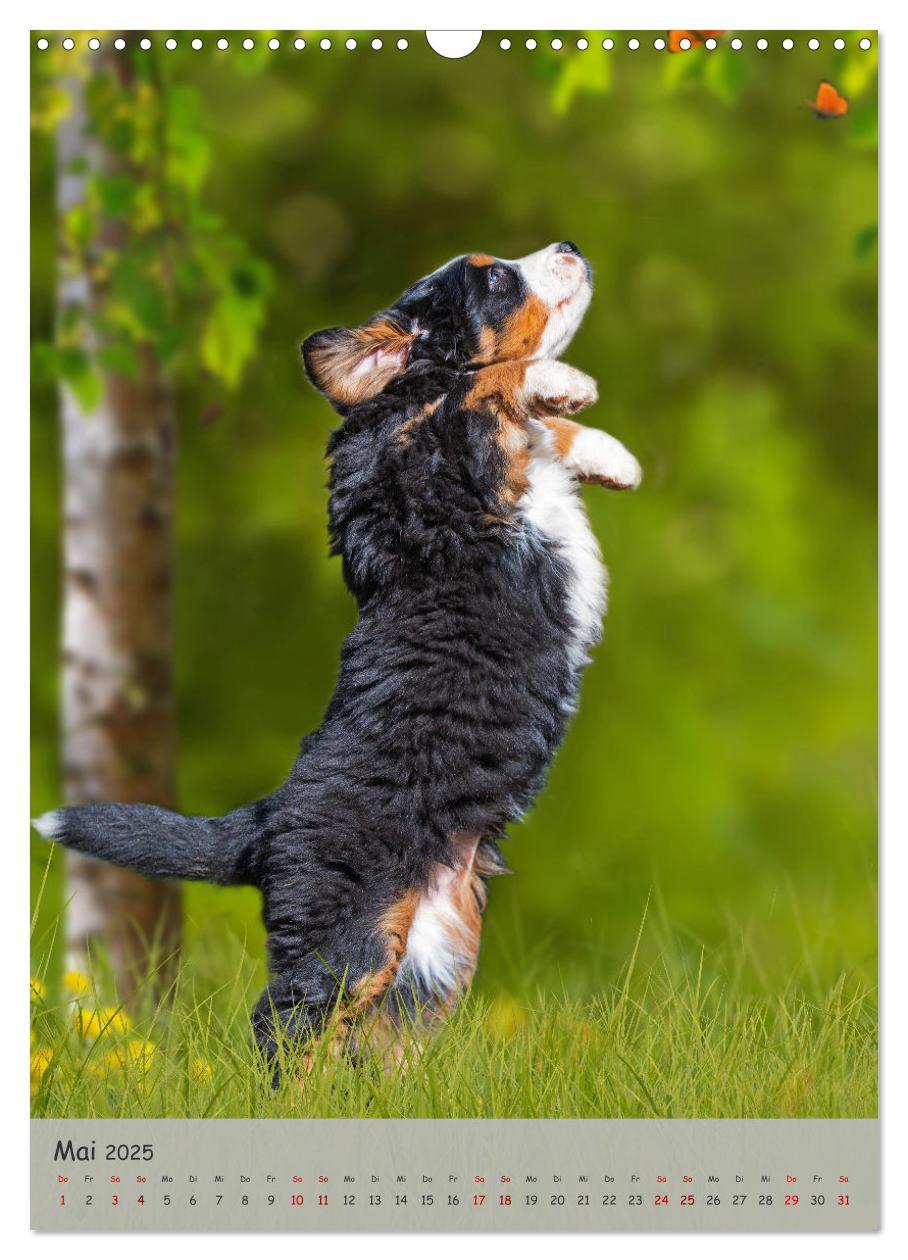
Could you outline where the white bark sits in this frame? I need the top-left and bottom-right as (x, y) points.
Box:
(56, 61), (181, 998)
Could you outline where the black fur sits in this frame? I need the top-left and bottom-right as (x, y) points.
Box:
(38, 250), (599, 1066)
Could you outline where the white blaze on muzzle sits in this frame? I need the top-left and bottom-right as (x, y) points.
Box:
(510, 243), (592, 360)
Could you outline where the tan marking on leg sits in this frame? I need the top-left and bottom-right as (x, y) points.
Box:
(420, 832), (487, 1022)
(354, 889), (421, 1006)
(298, 840), (496, 1080)
(543, 416), (585, 458)
(293, 890), (420, 1086)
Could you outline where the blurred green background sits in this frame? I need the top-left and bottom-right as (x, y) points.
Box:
(31, 32), (878, 1003)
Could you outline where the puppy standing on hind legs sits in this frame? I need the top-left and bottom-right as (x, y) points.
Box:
(34, 242), (641, 1081)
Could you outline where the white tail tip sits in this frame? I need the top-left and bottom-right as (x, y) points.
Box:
(32, 810), (62, 840)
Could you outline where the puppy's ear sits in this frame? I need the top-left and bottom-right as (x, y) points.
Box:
(302, 315), (416, 408)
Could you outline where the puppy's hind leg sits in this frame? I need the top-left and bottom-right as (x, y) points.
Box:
(252, 965), (347, 1088)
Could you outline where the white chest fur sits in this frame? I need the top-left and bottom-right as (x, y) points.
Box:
(519, 425), (608, 663)
(399, 883), (474, 998)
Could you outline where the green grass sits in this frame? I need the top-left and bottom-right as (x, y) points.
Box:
(30, 886), (877, 1120)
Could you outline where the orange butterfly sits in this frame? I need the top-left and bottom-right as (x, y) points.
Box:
(668, 29), (725, 52)
(807, 81), (849, 118)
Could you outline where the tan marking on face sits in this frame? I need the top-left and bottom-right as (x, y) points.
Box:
(468, 253), (496, 267)
(477, 326), (497, 361)
(494, 293), (549, 360)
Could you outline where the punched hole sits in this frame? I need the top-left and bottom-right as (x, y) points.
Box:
(426, 31), (482, 58)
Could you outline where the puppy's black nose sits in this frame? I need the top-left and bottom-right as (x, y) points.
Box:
(557, 240), (582, 256)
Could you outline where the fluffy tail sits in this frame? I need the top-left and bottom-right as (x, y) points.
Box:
(32, 801), (264, 887)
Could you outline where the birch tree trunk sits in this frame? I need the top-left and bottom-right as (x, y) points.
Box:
(57, 57), (182, 1001)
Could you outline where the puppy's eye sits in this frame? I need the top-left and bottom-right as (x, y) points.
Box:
(487, 264), (508, 290)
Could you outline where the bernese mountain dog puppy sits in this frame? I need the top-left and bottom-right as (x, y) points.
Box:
(34, 242), (641, 1073)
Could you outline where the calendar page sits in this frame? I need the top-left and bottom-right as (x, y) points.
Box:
(29, 28), (879, 1234)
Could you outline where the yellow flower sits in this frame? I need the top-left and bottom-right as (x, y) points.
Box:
(126, 1038), (155, 1071)
(30, 975), (46, 1003)
(30, 1046), (53, 1094)
(62, 970), (91, 997)
(190, 1057), (213, 1083)
(486, 996), (528, 1040)
(107, 1038), (156, 1073)
(76, 1007), (131, 1039)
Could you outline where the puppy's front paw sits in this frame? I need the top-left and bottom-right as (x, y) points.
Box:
(570, 428), (642, 490)
(523, 360), (598, 416)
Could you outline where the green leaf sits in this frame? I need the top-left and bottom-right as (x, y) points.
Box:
(58, 347), (103, 413)
(63, 203), (94, 252)
(165, 85), (211, 195)
(663, 48), (705, 91)
(704, 50), (748, 103)
(156, 324), (186, 367)
(111, 256), (170, 335)
(551, 42), (612, 115)
(68, 370), (104, 413)
(57, 345), (90, 378)
(201, 288), (267, 390)
(93, 175), (137, 219)
(97, 342), (141, 377)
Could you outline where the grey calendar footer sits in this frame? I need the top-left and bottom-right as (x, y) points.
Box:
(31, 1117), (879, 1232)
